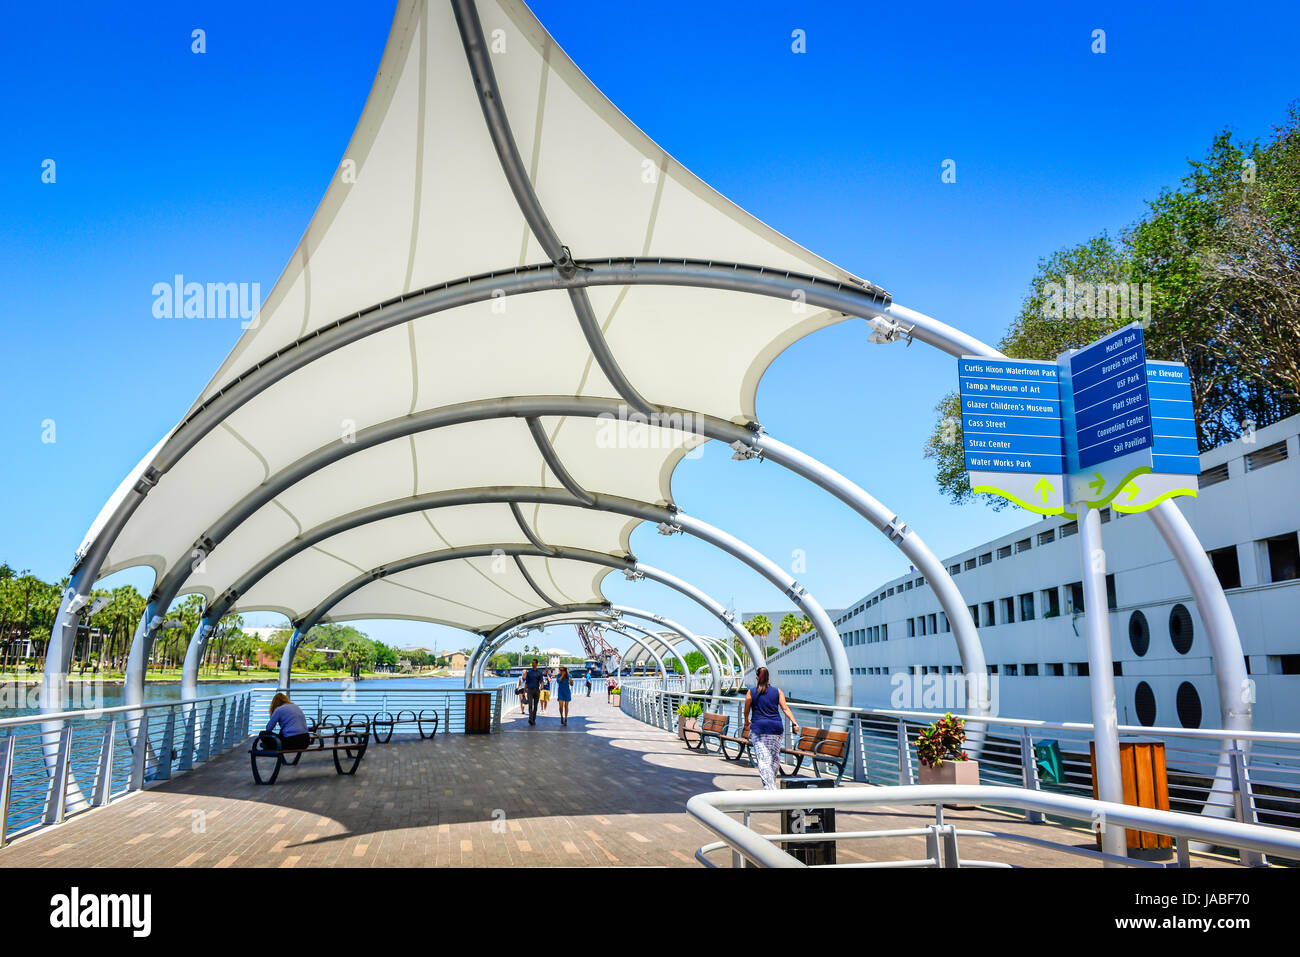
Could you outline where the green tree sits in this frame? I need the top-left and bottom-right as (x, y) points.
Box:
(339, 635), (375, 679)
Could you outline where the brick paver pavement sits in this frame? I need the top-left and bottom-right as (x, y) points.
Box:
(0, 691), (1238, 867)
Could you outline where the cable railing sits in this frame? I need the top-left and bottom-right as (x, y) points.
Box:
(0, 690), (254, 848)
(687, 784), (1300, 868)
(617, 681), (1300, 863)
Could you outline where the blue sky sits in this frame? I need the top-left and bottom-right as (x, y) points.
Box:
(2, 1), (1297, 654)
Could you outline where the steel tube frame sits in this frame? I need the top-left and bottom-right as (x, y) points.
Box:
(476, 600), (724, 701)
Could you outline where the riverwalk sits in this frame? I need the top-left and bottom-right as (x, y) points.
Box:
(0, 693), (1239, 867)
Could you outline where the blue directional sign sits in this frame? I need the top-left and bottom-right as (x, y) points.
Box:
(1146, 361), (1199, 474)
(957, 358), (1063, 474)
(1061, 325), (1152, 472)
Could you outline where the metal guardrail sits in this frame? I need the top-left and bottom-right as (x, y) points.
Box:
(248, 685), (510, 734)
(617, 681), (1300, 862)
(0, 690), (254, 848)
(687, 784), (1300, 868)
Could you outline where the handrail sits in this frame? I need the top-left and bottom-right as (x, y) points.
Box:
(0, 688), (259, 729)
(686, 785), (1300, 868)
(618, 681), (1300, 745)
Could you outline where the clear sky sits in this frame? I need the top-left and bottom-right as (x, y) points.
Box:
(2, 1), (1297, 653)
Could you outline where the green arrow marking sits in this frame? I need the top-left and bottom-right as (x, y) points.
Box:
(1033, 476), (1054, 503)
(1088, 471), (1105, 495)
(1122, 481), (1140, 501)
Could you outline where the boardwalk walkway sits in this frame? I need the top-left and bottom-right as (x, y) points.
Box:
(1, 691), (1237, 867)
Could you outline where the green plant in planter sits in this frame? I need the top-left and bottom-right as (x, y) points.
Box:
(915, 713), (969, 768)
(677, 701), (703, 718)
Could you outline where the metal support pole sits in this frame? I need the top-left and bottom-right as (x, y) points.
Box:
(43, 724), (73, 825)
(896, 718), (914, 786)
(157, 706), (177, 780)
(851, 713), (867, 783)
(0, 733), (15, 848)
(1078, 503), (1126, 863)
(92, 720), (116, 806)
(1229, 748), (1265, 867)
(196, 702), (211, 763)
(1019, 726), (1045, 824)
(128, 712), (149, 791)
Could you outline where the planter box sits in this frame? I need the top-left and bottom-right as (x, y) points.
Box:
(678, 716), (699, 741)
(917, 759), (980, 787)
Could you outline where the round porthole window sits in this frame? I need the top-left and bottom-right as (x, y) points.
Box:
(1135, 681), (1157, 726)
(1176, 682), (1202, 729)
(1169, 604), (1194, 654)
(1129, 610), (1150, 656)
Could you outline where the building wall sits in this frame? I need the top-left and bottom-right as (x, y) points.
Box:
(759, 415), (1300, 731)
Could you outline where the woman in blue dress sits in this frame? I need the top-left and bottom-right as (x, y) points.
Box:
(556, 666), (573, 725)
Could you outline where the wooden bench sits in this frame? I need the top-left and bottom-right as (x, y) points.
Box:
(249, 729), (369, 785)
(686, 712), (751, 763)
(780, 727), (850, 784)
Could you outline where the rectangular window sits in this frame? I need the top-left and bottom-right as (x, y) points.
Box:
(1112, 661), (1123, 676)
(968, 604), (978, 626)
(1023, 663), (1039, 676)
(1198, 462), (1230, 488)
(988, 664), (998, 675)
(999, 597), (1015, 625)
(997, 544), (1012, 560)
(939, 612), (949, 633)
(1019, 592), (1035, 621)
(1047, 662), (1064, 677)
(1004, 664), (1018, 676)
(1068, 582), (1084, 614)
(1038, 529), (1055, 546)
(928, 613), (937, 634)
(1070, 662), (1089, 677)
(1042, 587), (1061, 618)
(1016, 538), (1032, 553)
(979, 552), (992, 565)
(1268, 655), (1300, 675)
(904, 580), (913, 591)
(887, 587), (894, 596)
(1265, 532), (1300, 583)
(1099, 508), (1111, 524)
(1061, 521), (1078, 538)
(981, 601), (995, 627)
(1246, 440), (1288, 471)
(881, 624), (888, 641)
(1106, 573), (1117, 610)
(949, 563), (961, 575)
(964, 558), (977, 571)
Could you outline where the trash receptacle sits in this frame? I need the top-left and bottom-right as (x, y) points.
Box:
(779, 776), (836, 865)
(464, 692), (491, 734)
(1034, 739), (1063, 784)
(1090, 739), (1171, 853)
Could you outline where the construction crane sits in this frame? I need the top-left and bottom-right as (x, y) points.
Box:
(575, 623), (621, 673)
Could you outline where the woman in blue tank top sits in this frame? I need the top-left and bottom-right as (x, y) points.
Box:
(743, 668), (800, 789)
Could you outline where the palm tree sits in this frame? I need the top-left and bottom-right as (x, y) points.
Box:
(778, 612), (801, 646)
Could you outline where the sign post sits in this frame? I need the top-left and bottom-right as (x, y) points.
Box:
(958, 324), (1201, 865)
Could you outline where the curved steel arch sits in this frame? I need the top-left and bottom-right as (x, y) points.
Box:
(474, 604), (723, 699)
(140, 394), (982, 723)
(44, 0), (1243, 774)
(491, 616), (677, 681)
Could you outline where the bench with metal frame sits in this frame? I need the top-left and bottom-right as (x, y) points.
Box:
(249, 720), (369, 785)
(780, 727), (850, 784)
(368, 708), (441, 743)
(687, 711), (752, 763)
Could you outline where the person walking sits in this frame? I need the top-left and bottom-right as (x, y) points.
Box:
(523, 658), (544, 725)
(585, 669), (593, 696)
(743, 667), (800, 790)
(515, 670), (528, 715)
(540, 670), (551, 713)
(556, 666), (573, 726)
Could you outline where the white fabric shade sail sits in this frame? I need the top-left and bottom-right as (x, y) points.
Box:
(74, 0), (886, 641)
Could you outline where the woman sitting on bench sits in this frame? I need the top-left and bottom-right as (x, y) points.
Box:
(262, 692), (311, 751)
